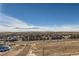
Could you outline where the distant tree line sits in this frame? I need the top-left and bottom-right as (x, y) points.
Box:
(0, 32), (79, 42)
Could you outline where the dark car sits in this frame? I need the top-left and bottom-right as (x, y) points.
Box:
(0, 44), (10, 52)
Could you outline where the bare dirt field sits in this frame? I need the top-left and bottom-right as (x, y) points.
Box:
(32, 39), (79, 56)
(1, 39), (79, 56)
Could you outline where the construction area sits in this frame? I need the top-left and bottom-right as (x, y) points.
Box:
(0, 32), (79, 56)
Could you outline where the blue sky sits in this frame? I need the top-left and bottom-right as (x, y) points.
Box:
(1, 3), (79, 27)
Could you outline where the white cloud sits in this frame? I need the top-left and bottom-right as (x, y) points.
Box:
(0, 13), (33, 28)
(0, 13), (35, 32)
(39, 25), (79, 32)
(0, 13), (79, 32)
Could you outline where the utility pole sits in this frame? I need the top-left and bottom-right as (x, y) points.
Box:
(28, 35), (30, 52)
(4, 35), (6, 45)
(42, 37), (45, 56)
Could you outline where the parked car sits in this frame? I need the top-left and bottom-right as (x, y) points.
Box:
(0, 44), (11, 52)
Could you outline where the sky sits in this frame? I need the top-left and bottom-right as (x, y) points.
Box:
(0, 4), (2, 12)
(1, 3), (79, 26)
(0, 3), (79, 32)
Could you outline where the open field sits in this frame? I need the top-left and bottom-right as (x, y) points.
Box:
(1, 39), (79, 56)
(33, 40), (79, 56)
(1, 32), (79, 56)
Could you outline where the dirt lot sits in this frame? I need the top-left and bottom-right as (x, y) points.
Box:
(1, 39), (79, 56)
(32, 39), (79, 56)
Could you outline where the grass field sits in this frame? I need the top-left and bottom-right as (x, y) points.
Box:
(1, 39), (79, 56)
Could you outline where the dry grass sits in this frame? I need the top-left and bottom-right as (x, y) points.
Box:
(1, 39), (79, 56)
(33, 39), (79, 56)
